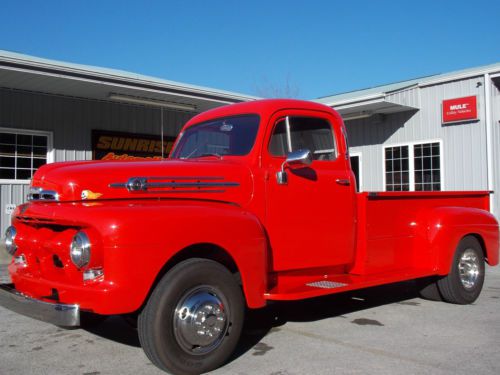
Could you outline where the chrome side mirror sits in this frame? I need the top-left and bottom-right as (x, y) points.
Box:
(276, 149), (313, 185)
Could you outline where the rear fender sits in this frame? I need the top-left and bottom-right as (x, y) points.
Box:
(419, 207), (499, 275)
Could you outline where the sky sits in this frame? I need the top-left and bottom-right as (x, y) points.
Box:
(1, 0), (499, 99)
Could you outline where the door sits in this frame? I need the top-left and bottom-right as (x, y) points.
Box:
(263, 110), (356, 271)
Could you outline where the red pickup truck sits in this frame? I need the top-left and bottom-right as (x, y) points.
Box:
(1, 99), (498, 374)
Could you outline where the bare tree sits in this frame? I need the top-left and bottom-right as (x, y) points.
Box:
(254, 73), (300, 98)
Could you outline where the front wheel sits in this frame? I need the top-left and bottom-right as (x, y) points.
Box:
(138, 258), (244, 375)
(437, 236), (485, 304)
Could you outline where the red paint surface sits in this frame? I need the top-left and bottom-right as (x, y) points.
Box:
(442, 96), (478, 123)
(7, 99), (499, 313)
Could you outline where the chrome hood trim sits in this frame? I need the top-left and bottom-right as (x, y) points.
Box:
(109, 176), (240, 193)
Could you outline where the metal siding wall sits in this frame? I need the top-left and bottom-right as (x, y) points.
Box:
(346, 76), (488, 194)
(0, 88), (196, 234)
(490, 80), (500, 218)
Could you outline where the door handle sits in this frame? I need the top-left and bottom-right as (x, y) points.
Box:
(335, 179), (351, 186)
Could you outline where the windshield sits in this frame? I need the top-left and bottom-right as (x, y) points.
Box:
(171, 115), (260, 159)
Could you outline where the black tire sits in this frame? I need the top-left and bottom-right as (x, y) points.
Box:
(437, 236), (485, 304)
(417, 277), (443, 301)
(138, 258), (244, 375)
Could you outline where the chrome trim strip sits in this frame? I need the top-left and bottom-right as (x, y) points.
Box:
(27, 187), (59, 201)
(109, 176), (240, 193)
(0, 283), (80, 327)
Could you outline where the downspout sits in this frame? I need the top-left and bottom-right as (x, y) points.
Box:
(484, 73), (494, 212)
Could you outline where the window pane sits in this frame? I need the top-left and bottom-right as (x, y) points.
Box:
(414, 145), (421, 157)
(33, 158), (46, 169)
(17, 145), (32, 156)
(33, 136), (47, 147)
(386, 172), (393, 185)
(0, 144), (15, 155)
(17, 134), (32, 146)
(269, 120), (287, 156)
(432, 156), (440, 169)
(0, 157), (15, 168)
(0, 133), (15, 144)
(17, 157), (31, 169)
(33, 146), (47, 157)
(0, 168), (15, 179)
(289, 117), (336, 161)
(16, 169), (32, 180)
(402, 147), (408, 158)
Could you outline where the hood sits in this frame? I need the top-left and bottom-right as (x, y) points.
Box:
(30, 159), (254, 206)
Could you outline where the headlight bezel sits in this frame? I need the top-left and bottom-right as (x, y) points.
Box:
(5, 226), (17, 255)
(70, 231), (91, 269)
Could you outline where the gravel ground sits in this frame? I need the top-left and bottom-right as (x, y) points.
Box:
(0, 264), (499, 375)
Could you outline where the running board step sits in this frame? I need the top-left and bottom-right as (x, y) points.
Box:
(306, 281), (348, 289)
(264, 268), (434, 301)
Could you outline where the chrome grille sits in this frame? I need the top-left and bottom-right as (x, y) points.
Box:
(27, 187), (59, 201)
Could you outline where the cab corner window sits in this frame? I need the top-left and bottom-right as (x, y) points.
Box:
(268, 117), (336, 161)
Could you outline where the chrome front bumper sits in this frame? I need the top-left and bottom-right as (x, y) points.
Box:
(0, 283), (80, 326)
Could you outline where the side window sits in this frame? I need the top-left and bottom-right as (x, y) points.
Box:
(268, 117), (336, 161)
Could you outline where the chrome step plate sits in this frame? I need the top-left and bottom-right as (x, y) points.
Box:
(306, 281), (348, 289)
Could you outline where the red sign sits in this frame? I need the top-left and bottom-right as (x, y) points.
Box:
(442, 96), (478, 124)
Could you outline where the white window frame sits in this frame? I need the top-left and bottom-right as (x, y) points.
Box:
(382, 139), (444, 192)
(350, 152), (363, 192)
(0, 127), (54, 184)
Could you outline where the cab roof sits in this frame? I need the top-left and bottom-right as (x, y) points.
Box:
(185, 99), (338, 128)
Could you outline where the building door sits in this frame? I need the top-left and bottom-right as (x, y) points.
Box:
(350, 154), (361, 192)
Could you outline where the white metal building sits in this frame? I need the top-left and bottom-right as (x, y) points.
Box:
(316, 63), (500, 219)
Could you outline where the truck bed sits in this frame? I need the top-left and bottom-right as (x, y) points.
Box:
(265, 191), (493, 301)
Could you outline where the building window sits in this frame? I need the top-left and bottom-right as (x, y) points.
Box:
(414, 142), (440, 191)
(0, 130), (51, 181)
(384, 141), (441, 192)
(385, 145), (409, 191)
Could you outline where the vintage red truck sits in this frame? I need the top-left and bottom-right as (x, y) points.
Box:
(0, 99), (499, 374)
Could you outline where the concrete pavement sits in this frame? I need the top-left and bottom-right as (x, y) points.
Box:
(0, 265), (499, 375)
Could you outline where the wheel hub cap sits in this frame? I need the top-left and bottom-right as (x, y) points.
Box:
(458, 249), (480, 290)
(173, 286), (228, 354)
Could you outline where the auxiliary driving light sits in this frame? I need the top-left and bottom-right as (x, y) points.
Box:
(83, 268), (104, 281)
(70, 231), (91, 268)
(5, 226), (17, 255)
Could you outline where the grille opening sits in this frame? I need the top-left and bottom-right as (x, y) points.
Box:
(52, 255), (64, 268)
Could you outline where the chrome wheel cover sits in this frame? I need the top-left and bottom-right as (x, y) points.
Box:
(173, 286), (229, 355)
(458, 249), (480, 290)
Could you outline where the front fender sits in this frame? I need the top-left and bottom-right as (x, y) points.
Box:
(419, 207), (499, 275)
(100, 200), (268, 311)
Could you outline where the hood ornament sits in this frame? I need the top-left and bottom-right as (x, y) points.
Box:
(81, 190), (103, 200)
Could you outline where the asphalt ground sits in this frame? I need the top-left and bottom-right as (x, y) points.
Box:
(0, 260), (499, 375)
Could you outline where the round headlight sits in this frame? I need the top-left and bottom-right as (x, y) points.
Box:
(70, 231), (91, 268)
(5, 226), (17, 255)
